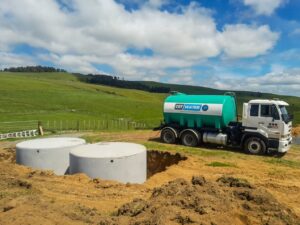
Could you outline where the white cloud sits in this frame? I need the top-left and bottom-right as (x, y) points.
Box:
(147, 0), (169, 8)
(218, 24), (279, 58)
(0, 0), (278, 61)
(0, 52), (35, 69)
(243, 0), (284, 16)
(270, 64), (285, 73)
(201, 69), (300, 96)
(117, 0), (169, 9)
(290, 28), (300, 36)
(167, 68), (195, 85)
(39, 52), (195, 78)
(0, 0), (285, 93)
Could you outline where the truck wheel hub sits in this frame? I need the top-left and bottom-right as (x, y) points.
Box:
(163, 130), (176, 143)
(164, 133), (173, 141)
(248, 141), (261, 153)
(185, 135), (193, 143)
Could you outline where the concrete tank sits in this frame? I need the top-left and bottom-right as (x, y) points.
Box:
(16, 137), (86, 175)
(163, 92), (237, 129)
(69, 142), (147, 184)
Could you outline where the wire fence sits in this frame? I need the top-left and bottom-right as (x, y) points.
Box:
(0, 120), (38, 133)
(42, 119), (148, 132)
(0, 119), (150, 136)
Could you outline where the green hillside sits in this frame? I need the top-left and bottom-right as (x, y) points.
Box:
(0, 72), (299, 127)
(0, 72), (165, 126)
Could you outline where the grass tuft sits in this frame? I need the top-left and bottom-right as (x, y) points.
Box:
(206, 161), (237, 168)
(265, 158), (300, 169)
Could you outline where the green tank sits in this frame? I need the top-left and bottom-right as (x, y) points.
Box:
(163, 92), (237, 129)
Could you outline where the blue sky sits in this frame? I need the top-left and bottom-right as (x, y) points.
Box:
(0, 0), (300, 96)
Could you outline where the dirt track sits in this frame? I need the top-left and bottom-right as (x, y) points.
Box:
(0, 131), (300, 225)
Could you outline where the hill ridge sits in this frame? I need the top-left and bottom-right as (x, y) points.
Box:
(0, 71), (299, 125)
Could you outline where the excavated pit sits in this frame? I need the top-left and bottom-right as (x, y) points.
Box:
(6, 145), (186, 182)
(147, 150), (187, 178)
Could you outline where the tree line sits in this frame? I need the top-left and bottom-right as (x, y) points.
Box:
(76, 73), (170, 93)
(1, 66), (170, 93)
(1, 66), (66, 73)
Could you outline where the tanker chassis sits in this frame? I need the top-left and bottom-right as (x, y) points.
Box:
(155, 92), (293, 155)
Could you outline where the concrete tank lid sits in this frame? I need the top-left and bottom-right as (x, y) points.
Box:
(16, 137), (86, 149)
(70, 142), (146, 158)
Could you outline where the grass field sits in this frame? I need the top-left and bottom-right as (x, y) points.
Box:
(0, 72), (299, 128)
(0, 72), (165, 126)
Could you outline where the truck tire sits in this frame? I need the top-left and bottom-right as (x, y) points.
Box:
(244, 137), (266, 155)
(161, 128), (177, 144)
(180, 130), (199, 147)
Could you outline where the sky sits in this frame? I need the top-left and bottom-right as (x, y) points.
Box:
(0, 0), (300, 96)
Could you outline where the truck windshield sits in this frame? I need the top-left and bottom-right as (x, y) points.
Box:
(279, 105), (292, 123)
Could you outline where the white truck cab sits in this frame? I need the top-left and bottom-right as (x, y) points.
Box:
(242, 99), (292, 153)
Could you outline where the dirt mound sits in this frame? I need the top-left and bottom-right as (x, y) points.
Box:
(0, 147), (15, 163)
(117, 198), (149, 217)
(292, 125), (300, 137)
(217, 176), (253, 188)
(112, 176), (299, 225)
(191, 176), (206, 186)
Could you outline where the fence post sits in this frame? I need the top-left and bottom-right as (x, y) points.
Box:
(38, 121), (44, 136)
(77, 120), (80, 131)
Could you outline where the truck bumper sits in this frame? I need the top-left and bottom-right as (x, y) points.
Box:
(278, 137), (292, 153)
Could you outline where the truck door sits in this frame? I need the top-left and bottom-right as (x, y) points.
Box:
(259, 104), (281, 139)
(246, 103), (260, 128)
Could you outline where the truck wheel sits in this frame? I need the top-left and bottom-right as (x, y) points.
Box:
(161, 128), (177, 144)
(181, 130), (199, 147)
(244, 137), (266, 155)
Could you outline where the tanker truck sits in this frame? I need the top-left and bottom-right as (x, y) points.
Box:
(155, 92), (293, 155)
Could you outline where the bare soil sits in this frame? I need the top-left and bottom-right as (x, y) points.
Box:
(147, 150), (187, 178)
(0, 130), (300, 225)
(114, 177), (298, 225)
(292, 125), (300, 136)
